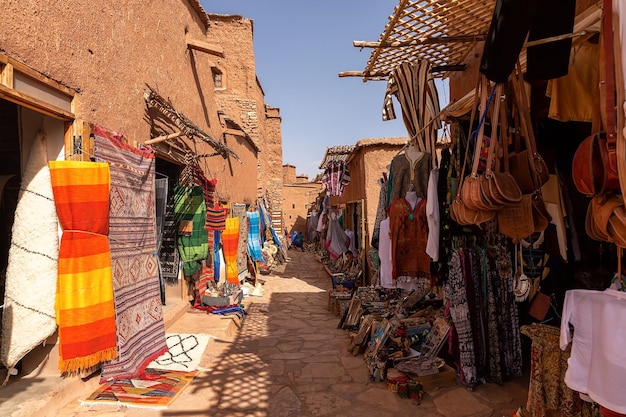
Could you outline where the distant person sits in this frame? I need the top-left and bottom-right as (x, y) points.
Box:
(292, 231), (304, 251)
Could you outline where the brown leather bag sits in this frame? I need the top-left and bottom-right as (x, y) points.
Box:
(481, 85), (523, 207)
(464, 77), (505, 212)
(509, 68), (550, 194)
(497, 194), (535, 243)
(572, 0), (619, 197)
(452, 76), (496, 226)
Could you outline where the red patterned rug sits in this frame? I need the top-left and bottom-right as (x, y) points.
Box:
(82, 368), (198, 409)
(94, 126), (167, 382)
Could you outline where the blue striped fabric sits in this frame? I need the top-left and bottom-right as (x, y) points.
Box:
(246, 211), (264, 262)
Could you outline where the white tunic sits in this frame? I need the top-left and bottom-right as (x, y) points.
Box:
(560, 289), (626, 413)
(378, 218), (393, 288)
(425, 168), (440, 261)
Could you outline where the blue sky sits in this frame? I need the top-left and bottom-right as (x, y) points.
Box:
(204, 1), (449, 179)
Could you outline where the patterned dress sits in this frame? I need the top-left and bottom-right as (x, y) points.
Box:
(387, 197), (430, 280)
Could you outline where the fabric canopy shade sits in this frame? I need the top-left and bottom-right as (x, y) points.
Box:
(49, 160), (118, 374)
(383, 59), (442, 164)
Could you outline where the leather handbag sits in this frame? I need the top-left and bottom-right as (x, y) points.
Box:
(497, 193), (535, 243)
(572, 0), (619, 196)
(452, 76), (496, 226)
(463, 77), (503, 212)
(509, 67), (550, 194)
(481, 84), (523, 207)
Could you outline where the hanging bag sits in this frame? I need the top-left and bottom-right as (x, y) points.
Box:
(462, 76), (500, 212)
(572, 0), (619, 196)
(509, 64), (550, 194)
(481, 83), (523, 207)
(451, 77), (496, 225)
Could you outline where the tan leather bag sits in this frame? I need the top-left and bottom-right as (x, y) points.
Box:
(452, 76), (496, 226)
(509, 67), (550, 194)
(481, 84), (523, 207)
(497, 194), (535, 243)
(463, 76), (501, 212)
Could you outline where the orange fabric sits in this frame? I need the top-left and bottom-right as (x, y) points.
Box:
(222, 217), (240, 284)
(49, 161), (117, 374)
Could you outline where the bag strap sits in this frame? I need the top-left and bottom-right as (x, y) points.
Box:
(511, 66), (542, 187)
(485, 83), (503, 177)
(456, 75), (482, 192)
(500, 86), (511, 173)
(601, 0), (616, 144)
(471, 76), (496, 176)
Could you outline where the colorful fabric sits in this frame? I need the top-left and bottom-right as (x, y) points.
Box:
(246, 211), (263, 262)
(521, 323), (581, 417)
(159, 181), (179, 282)
(49, 160), (117, 374)
(321, 160), (351, 197)
(387, 198), (430, 279)
(222, 217), (240, 284)
(231, 204), (248, 275)
(383, 59), (441, 157)
(94, 132), (167, 382)
(174, 185), (208, 277)
(1, 130), (59, 374)
(83, 368), (199, 409)
(213, 231), (222, 283)
(206, 206), (227, 231)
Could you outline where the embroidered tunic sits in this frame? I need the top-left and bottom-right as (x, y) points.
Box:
(387, 197), (430, 279)
(388, 152), (432, 204)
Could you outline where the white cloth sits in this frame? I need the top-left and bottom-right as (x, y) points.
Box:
(541, 174), (568, 261)
(344, 229), (356, 253)
(560, 289), (626, 413)
(425, 168), (440, 261)
(378, 218), (393, 288)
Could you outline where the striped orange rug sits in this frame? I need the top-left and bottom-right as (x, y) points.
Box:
(222, 217), (240, 284)
(49, 161), (117, 374)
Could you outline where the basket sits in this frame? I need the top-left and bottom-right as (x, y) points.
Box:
(331, 273), (356, 289)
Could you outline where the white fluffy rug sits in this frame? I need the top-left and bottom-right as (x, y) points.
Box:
(146, 333), (211, 372)
(1, 129), (59, 375)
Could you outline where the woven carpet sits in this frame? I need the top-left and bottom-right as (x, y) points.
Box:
(48, 160), (117, 374)
(223, 217), (240, 284)
(94, 128), (167, 382)
(82, 368), (199, 409)
(1, 130), (60, 376)
(147, 333), (210, 372)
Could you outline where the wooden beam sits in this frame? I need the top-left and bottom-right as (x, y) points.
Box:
(144, 131), (183, 145)
(338, 64), (466, 79)
(0, 83), (74, 120)
(353, 34), (487, 49)
(1, 63), (13, 88)
(186, 36), (225, 57)
(524, 30), (589, 48)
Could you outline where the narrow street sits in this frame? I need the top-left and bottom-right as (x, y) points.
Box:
(50, 249), (529, 417)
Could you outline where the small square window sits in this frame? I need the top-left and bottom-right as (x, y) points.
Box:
(212, 68), (223, 88)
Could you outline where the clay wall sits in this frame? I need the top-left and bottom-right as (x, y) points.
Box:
(0, 0), (263, 204)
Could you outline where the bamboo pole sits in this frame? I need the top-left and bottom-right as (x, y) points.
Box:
(144, 131), (183, 145)
(353, 34), (486, 48)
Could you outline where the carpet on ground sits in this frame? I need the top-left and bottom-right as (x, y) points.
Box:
(147, 333), (211, 372)
(82, 368), (199, 409)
